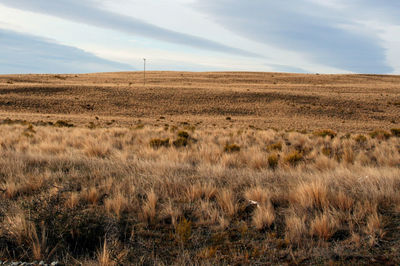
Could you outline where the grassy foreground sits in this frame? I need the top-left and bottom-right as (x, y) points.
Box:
(0, 121), (400, 264)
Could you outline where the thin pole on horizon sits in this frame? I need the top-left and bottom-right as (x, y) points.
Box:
(143, 58), (146, 86)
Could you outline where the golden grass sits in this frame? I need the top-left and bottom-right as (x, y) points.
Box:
(310, 213), (339, 241)
(0, 119), (399, 264)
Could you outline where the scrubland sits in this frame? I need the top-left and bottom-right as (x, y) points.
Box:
(0, 122), (399, 264)
(0, 72), (400, 264)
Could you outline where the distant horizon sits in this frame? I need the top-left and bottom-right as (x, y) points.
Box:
(1, 1), (400, 74)
(2, 70), (400, 76)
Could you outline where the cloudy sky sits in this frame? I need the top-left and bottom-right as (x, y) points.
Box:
(0, 0), (399, 74)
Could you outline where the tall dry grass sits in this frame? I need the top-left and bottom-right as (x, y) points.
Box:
(0, 123), (399, 264)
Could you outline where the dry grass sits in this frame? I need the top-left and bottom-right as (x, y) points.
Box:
(252, 203), (275, 230)
(0, 71), (400, 264)
(310, 213), (339, 241)
(1, 72), (400, 132)
(0, 123), (398, 264)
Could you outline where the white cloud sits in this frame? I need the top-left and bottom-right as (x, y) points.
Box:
(0, 0), (398, 73)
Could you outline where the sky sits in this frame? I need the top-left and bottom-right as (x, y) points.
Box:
(0, 0), (399, 74)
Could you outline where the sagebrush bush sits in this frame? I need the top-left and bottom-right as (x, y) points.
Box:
(354, 134), (367, 143)
(177, 130), (190, 139)
(54, 120), (74, 128)
(150, 138), (170, 149)
(267, 154), (279, 169)
(313, 129), (337, 139)
(391, 128), (400, 137)
(321, 147), (332, 157)
(284, 150), (303, 165)
(224, 143), (240, 153)
(266, 142), (282, 152)
(369, 130), (391, 140)
(173, 137), (188, 148)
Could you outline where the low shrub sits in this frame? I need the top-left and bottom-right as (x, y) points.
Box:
(321, 147), (332, 157)
(354, 134), (367, 143)
(173, 137), (188, 148)
(313, 129), (337, 139)
(224, 144), (240, 153)
(54, 120), (74, 128)
(1, 118), (28, 125)
(266, 142), (282, 152)
(22, 124), (36, 137)
(267, 154), (279, 169)
(284, 150), (303, 166)
(369, 130), (391, 140)
(177, 131), (189, 139)
(391, 128), (400, 137)
(175, 218), (192, 244)
(149, 138), (170, 149)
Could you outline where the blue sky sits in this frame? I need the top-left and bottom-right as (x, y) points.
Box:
(0, 0), (399, 74)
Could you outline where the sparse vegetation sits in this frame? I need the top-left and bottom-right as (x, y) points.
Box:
(0, 123), (398, 264)
(0, 72), (400, 264)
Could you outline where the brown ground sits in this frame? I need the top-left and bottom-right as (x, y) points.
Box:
(1, 71), (399, 132)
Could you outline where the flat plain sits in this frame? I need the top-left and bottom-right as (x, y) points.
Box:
(0, 72), (400, 265)
(1, 71), (400, 131)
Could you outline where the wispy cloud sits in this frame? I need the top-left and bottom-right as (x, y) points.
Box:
(195, 0), (393, 73)
(0, 0), (260, 58)
(0, 28), (131, 74)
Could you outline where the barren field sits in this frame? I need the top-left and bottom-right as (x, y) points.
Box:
(0, 72), (400, 265)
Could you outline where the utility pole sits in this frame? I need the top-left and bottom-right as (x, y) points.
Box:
(143, 58), (146, 86)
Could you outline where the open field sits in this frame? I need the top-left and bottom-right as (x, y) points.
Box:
(1, 72), (400, 132)
(0, 72), (400, 264)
